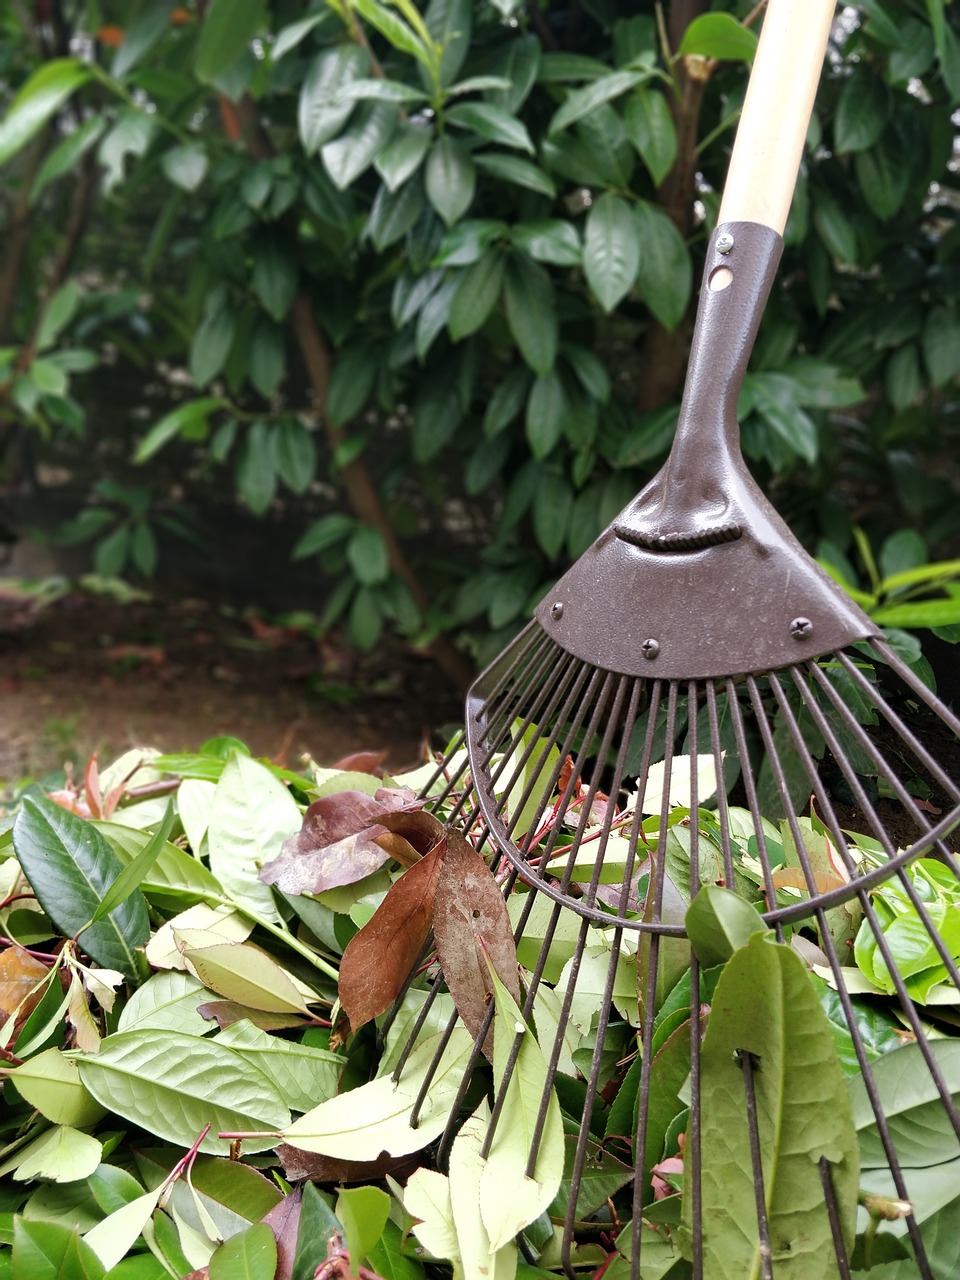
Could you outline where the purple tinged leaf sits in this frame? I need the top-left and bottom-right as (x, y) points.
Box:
(260, 788), (425, 895)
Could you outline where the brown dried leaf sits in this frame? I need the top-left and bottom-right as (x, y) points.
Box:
(262, 1185), (302, 1280)
(196, 1001), (308, 1031)
(331, 750), (387, 776)
(374, 810), (447, 867)
(434, 832), (520, 1059)
(770, 868), (846, 895)
(0, 947), (50, 1030)
(338, 840), (446, 1033)
(276, 1143), (418, 1183)
(260, 788), (424, 895)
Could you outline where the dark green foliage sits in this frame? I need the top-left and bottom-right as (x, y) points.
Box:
(2, 1), (960, 660)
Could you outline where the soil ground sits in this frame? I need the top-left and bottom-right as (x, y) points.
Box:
(0, 581), (464, 798)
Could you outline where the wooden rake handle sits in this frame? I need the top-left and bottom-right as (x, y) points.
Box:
(718, 0), (836, 234)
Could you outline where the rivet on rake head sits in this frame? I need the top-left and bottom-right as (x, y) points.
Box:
(716, 232), (735, 254)
(641, 638), (660, 659)
(550, 601), (564, 620)
(790, 616), (813, 639)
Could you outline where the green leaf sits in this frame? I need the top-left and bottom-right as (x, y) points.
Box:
(76, 1029), (291, 1154)
(374, 123), (432, 191)
(336, 1188), (391, 1269)
(83, 1186), (167, 1272)
(111, 0), (174, 80)
(3, 1125), (102, 1186)
(292, 514), (356, 560)
(632, 200), (692, 331)
(446, 103), (533, 153)
(322, 101), (398, 189)
(292, 1184), (343, 1280)
(533, 472), (573, 559)
(0, 59), (92, 167)
(209, 1222), (277, 1280)
(750, 372), (819, 465)
(117, 970), (218, 1038)
(248, 318), (286, 398)
(484, 366), (531, 438)
(538, 53), (612, 82)
(298, 47), (370, 155)
(253, 240), (298, 322)
(84, 804), (175, 928)
(583, 193), (640, 313)
(134, 399), (224, 464)
(922, 307), (960, 387)
(367, 1220), (426, 1280)
(196, 0), (266, 83)
(525, 370), (567, 460)
(504, 254), (557, 374)
(486, 34), (541, 115)
(678, 13), (758, 61)
(327, 343), (377, 428)
(563, 345), (610, 403)
(886, 344), (922, 412)
(834, 72), (888, 154)
(851, 1039), (960, 1169)
(92, 525), (129, 578)
(855, 142), (910, 220)
(189, 305), (235, 388)
(624, 88), (677, 186)
(813, 190), (858, 264)
(425, 0), (472, 86)
(31, 117), (105, 203)
(352, 0), (430, 64)
(12, 1218), (105, 1280)
(511, 220), (581, 266)
(215, 1020), (343, 1113)
(871, 599), (960, 629)
(100, 820), (223, 904)
(272, 14), (331, 61)
(282, 1028), (473, 1158)
(480, 966), (564, 1251)
(347, 524), (389, 585)
(548, 69), (648, 136)
(5, 1049), (105, 1129)
(12, 797), (148, 979)
(413, 366), (462, 461)
(433, 219), (507, 267)
(449, 251), (504, 340)
(368, 177), (427, 250)
(335, 79), (427, 106)
(685, 885), (769, 968)
(425, 136), (476, 226)
(271, 419), (316, 494)
(161, 143), (208, 193)
(36, 281), (81, 352)
(208, 754), (301, 923)
(236, 422), (277, 516)
(681, 933), (858, 1278)
(473, 152), (556, 197)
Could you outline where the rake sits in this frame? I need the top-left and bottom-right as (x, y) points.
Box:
(380, 3), (960, 1277)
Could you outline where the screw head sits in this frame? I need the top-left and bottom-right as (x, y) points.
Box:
(716, 232), (735, 254)
(550, 601), (564, 620)
(790, 616), (813, 640)
(641, 638), (660, 660)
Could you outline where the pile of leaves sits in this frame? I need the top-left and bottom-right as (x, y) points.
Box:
(1, 734), (959, 1280)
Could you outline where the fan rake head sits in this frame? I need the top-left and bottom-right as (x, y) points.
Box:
(384, 625), (960, 1280)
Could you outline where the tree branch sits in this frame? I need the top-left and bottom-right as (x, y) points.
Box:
(224, 94), (474, 693)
